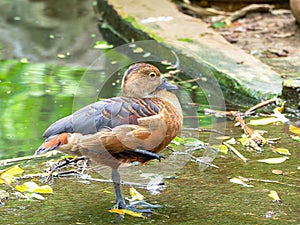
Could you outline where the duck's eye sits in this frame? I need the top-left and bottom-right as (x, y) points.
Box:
(149, 72), (156, 78)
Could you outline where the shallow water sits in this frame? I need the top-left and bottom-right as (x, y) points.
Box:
(0, 1), (300, 225)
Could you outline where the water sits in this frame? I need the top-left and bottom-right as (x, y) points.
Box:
(0, 1), (300, 225)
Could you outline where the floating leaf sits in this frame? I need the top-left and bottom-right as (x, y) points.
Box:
(224, 137), (236, 145)
(248, 117), (279, 126)
(268, 191), (281, 202)
(212, 144), (228, 154)
(257, 157), (289, 164)
(0, 165), (24, 185)
(15, 181), (53, 194)
(289, 125), (300, 135)
(93, 41), (113, 49)
(215, 136), (231, 140)
(238, 136), (249, 146)
(25, 192), (45, 200)
(108, 208), (125, 215)
(272, 170), (283, 175)
(129, 187), (144, 201)
(273, 148), (291, 156)
(108, 208), (145, 218)
(229, 177), (253, 187)
(122, 209), (146, 218)
(291, 135), (300, 142)
(183, 137), (204, 147)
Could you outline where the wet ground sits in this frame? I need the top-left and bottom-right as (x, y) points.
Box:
(0, 1), (300, 225)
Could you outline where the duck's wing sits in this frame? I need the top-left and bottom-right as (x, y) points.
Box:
(42, 97), (160, 138)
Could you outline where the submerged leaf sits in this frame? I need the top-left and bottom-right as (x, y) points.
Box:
(289, 125), (300, 135)
(248, 117), (279, 126)
(108, 208), (125, 215)
(212, 144), (228, 154)
(257, 157), (289, 164)
(268, 191), (281, 202)
(0, 165), (24, 185)
(273, 148), (291, 156)
(15, 181), (53, 193)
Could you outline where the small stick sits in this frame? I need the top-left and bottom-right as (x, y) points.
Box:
(223, 142), (247, 163)
(0, 151), (60, 167)
(181, 127), (224, 135)
(244, 97), (278, 116)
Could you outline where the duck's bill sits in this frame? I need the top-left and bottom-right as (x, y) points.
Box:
(157, 79), (178, 91)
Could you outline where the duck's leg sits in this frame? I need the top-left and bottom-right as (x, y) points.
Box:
(112, 168), (126, 209)
(111, 168), (153, 213)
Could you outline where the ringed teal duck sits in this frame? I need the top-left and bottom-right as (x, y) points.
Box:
(35, 63), (183, 212)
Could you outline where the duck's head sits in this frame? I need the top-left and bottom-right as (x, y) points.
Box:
(121, 63), (177, 98)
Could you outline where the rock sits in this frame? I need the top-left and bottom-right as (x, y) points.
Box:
(282, 79), (300, 108)
(290, 0), (300, 23)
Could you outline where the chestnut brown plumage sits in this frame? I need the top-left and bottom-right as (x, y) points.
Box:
(35, 63), (183, 212)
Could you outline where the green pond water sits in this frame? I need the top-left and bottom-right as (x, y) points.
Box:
(0, 0), (300, 225)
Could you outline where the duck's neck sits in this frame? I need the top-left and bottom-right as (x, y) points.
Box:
(155, 89), (183, 118)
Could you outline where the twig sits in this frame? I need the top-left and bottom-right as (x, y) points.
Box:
(203, 108), (237, 117)
(247, 178), (300, 188)
(244, 97), (278, 116)
(0, 151), (60, 167)
(180, 3), (229, 17)
(181, 127), (224, 135)
(223, 142), (247, 163)
(223, 4), (274, 23)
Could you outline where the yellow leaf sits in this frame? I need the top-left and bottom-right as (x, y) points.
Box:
(122, 209), (146, 218)
(248, 117), (279, 126)
(273, 148), (291, 156)
(15, 181), (53, 193)
(257, 156), (289, 164)
(272, 170), (283, 175)
(0, 165), (24, 185)
(108, 208), (125, 215)
(129, 187), (144, 201)
(238, 136), (249, 146)
(268, 191), (281, 202)
(289, 125), (300, 135)
(108, 208), (146, 218)
(215, 136), (231, 140)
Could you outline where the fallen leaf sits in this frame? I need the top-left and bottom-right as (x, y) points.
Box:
(229, 177), (253, 187)
(272, 148), (291, 156)
(122, 209), (146, 218)
(108, 208), (125, 215)
(108, 208), (146, 218)
(93, 41), (113, 49)
(215, 136), (231, 140)
(0, 165), (24, 185)
(290, 135), (300, 142)
(15, 181), (53, 194)
(212, 144), (228, 154)
(257, 156), (289, 164)
(272, 170), (283, 175)
(268, 190), (281, 202)
(289, 125), (300, 135)
(248, 117), (279, 126)
(129, 187), (144, 201)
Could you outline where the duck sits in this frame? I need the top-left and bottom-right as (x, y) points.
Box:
(35, 63), (183, 212)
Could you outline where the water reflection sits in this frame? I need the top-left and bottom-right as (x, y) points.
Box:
(0, 0), (103, 67)
(0, 0), (105, 159)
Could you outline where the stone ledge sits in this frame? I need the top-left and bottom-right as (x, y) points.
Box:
(97, 0), (283, 106)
